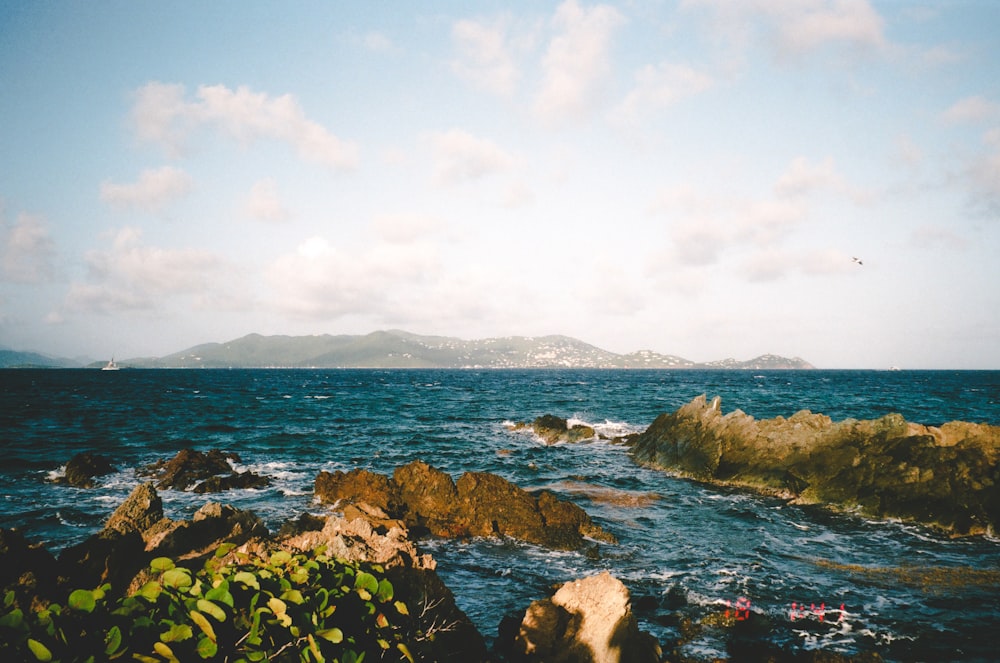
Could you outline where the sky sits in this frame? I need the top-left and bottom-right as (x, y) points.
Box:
(1, 1), (998, 369)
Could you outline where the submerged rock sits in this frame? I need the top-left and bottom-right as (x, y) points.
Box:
(501, 571), (660, 663)
(628, 395), (1000, 536)
(55, 452), (115, 488)
(511, 415), (598, 444)
(314, 460), (616, 550)
(140, 448), (270, 493)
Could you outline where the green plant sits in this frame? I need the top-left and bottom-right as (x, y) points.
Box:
(0, 544), (416, 663)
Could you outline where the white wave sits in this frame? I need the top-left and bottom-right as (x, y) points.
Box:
(279, 488), (313, 497)
(46, 465), (67, 481)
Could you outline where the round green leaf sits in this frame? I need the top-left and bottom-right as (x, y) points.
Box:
(205, 584), (234, 608)
(196, 636), (218, 659)
(0, 608), (24, 628)
(280, 589), (305, 605)
(68, 589), (96, 613)
(190, 610), (217, 643)
(196, 598), (227, 622)
(354, 571), (378, 594)
(150, 557), (176, 572)
(162, 568), (193, 590)
(316, 627), (343, 643)
(160, 622), (193, 642)
(26, 638), (53, 662)
(232, 571), (259, 590)
(104, 625), (123, 655)
(137, 580), (163, 602)
(376, 578), (394, 602)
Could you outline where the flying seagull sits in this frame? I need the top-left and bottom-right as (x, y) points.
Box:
(852, 256), (863, 266)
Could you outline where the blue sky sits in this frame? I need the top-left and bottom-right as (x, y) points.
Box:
(1, 1), (997, 368)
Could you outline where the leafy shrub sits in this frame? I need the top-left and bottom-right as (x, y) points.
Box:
(0, 544), (416, 663)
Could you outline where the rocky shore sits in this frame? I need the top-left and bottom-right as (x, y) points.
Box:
(627, 395), (1000, 537)
(3, 443), (902, 662)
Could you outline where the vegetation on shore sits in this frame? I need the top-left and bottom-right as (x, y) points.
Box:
(1, 543), (418, 663)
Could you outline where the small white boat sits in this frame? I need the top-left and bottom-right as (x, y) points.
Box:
(101, 357), (120, 371)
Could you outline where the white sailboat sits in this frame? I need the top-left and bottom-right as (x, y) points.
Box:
(101, 357), (120, 371)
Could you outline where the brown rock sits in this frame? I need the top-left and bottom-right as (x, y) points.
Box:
(104, 482), (164, 536)
(145, 502), (267, 559)
(142, 448), (240, 490)
(508, 572), (661, 663)
(0, 528), (59, 608)
(314, 468), (404, 514)
(629, 395), (1000, 536)
(315, 462), (616, 550)
(193, 470), (270, 493)
(527, 415), (597, 445)
(58, 452), (115, 488)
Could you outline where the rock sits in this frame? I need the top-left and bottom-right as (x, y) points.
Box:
(193, 470), (270, 493)
(57, 527), (146, 592)
(0, 528), (59, 608)
(142, 448), (240, 490)
(280, 514), (489, 662)
(145, 502), (267, 560)
(516, 415), (598, 445)
(314, 468), (404, 514)
(57, 452), (115, 488)
(315, 461), (616, 550)
(276, 512), (327, 538)
(393, 461), (463, 536)
(506, 571), (661, 663)
(542, 481), (660, 508)
(628, 395), (1000, 536)
(104, 482), (164, 536)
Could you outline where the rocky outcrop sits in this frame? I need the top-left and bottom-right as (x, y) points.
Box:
(54, 452), (115, 488)
(280, 510), (486, 661)
(140, 448), (270, 493)
(55, 483), (268, 593)
(314, 461), (616, 550)
(500, 571), (660, 663)
(0, 481), (489, 662)
(628, 395), (1000, 536)
(510, 415), (597, 444)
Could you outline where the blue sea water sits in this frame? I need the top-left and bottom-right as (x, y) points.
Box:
(1, 368), (998, 661)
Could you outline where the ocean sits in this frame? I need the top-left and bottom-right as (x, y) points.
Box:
(1, 368), (998, 661)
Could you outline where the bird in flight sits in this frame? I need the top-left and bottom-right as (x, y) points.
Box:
(852, 256), (863, 266)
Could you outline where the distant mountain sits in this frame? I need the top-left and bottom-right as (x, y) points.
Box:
(0, 349), (82, 368)
(119, 330), (814, 370)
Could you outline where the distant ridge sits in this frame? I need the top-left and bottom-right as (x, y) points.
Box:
(114, 330), (815, 370)
(0, 349), (82, 369)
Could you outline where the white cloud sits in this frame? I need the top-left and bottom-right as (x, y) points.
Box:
(65, 227), (220, 313)
(942, 95), (1000, 125)
(364, 31), (394, 53)
(132, 82), (359, 170)
(100, 166), (193, 211)
(774, 156), (845, 196)
(428, 129), (517, 185)
(742, 247), (854, 282)
(1, 212), (57, 284)
(244, 179), (290, 222)
(266, 235), (440, 320)
(774, 156), (871, 203)
(534, 0), (624, 123)
(894, 134), (924, 167)
(451, 17), (521, 97)
(683, 0), (887, 61)
(968, 128), (1000, 209)
(909, 225), (969, 251)
(613, 62), (714, 124)
(371, 213), (445, 244)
